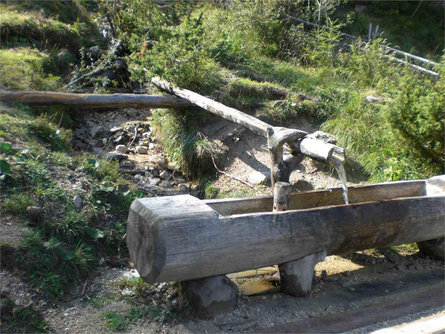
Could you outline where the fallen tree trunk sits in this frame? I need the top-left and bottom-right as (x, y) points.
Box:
(151, 77), (345, 165)
(151, 77), (271, 137)
(0, 89), (194, 109)
(126, 177), (445, 283)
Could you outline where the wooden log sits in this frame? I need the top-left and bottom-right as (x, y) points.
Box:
(151, 77), (344, 170)
(204, 179), (426, 216)
(0, 89), (194, 109)
(273, 182), (291, 211)
(151, 77), (271, 137)
(127, 190), (445, 283)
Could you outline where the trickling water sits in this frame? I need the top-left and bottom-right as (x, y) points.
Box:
(331, 154), (349, 205)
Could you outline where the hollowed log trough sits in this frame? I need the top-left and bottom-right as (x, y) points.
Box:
(127, 176), (444, 283)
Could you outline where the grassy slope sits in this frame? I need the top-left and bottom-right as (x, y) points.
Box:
(0, 1), (444, 331)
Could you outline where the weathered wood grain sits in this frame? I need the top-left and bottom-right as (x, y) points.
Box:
(0, 89), (193, 109)
(151, 77), (271, 137)
(127, 185), (444, 283)
(204, 179), (426, 216)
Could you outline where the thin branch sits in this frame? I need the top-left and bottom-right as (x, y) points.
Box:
(210, 155), (257, 190)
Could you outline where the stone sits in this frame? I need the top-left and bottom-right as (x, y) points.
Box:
(149, 178), (161, 186)
(159, 170), (170, 179)
(365, 95), (384, 103)
(151, 155), (169, 169)
(120, 160), (135, 169)
(148, 143), (155, 150)
(110, 126), (123, 133)
(142, 131), (152, 139)
(115, 145), (128, 154)
(247, 171), (268, 185)
(91, 126), (111, 138)
(279, 249), (326, 297)
(136, 146), (148, 154)
(26, 206), (42, 221)
(179, 184), (189, 192)
(73, 195), (82, 209)
(106, 152), (128, 161)
(113, 135), (123, 143)
(181, 275), (238, 318)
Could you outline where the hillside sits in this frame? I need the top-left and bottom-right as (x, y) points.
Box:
(1, 1), (444, 332)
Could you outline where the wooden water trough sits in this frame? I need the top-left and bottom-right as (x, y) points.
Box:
(127, 176), (445, 285)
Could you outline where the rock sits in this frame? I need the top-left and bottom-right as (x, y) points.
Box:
(91, 126), (111, 138)
(136, 146), (148, 154)
(92, 139), (104, 148)
(26, 206), (42, 221)
(148, 143), (155, 150)
(149, 178), (161, 186)
(247, 171), (268, 185)
(142, 131), (152, 139)
(159, 180), (172, 188)
(159, 170), (170, 179)
(151, 155), (169, 169)
(181, 275), (238, 318)
(115, 145), (128, 154)
(113, 135), (123, 143)
(73, 195), (82, 209)
(106, 152), (128, 161)
(179, 184), (189, 193)
(365, 95), (384, 103)
(120, 160), (135, 169)
(110, 126), (123, 133)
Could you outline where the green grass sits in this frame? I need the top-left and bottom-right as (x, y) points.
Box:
(0, 297), (50, 333)
(0, 6), (81, 53)
(0, 105), (145, 300)
(0, 48), (61, 90)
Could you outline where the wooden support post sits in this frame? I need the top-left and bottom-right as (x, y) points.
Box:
(273, 182), (291, 211)
(279, 250), (326, 297)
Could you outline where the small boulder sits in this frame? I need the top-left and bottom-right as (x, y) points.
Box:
(149, 178), (161, 186)
(159, 170), (170, 179)
(91, 126), (111, 138)
(106, 152), (128, 161)
(248, 171), (268, 185)
(115, 145), (128, 154)
(365, 95), (384, 103)
(136, 146), (148, 154)
(110, 126), (123, 134)
(73, 195), (82, 209)
(181, 275), (238, 318)
(148, 143), (155, 150)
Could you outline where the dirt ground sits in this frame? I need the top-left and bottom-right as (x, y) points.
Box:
(1, 110), (444, 333)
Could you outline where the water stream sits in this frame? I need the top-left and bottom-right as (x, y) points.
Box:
(331, 155), (349, 205)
